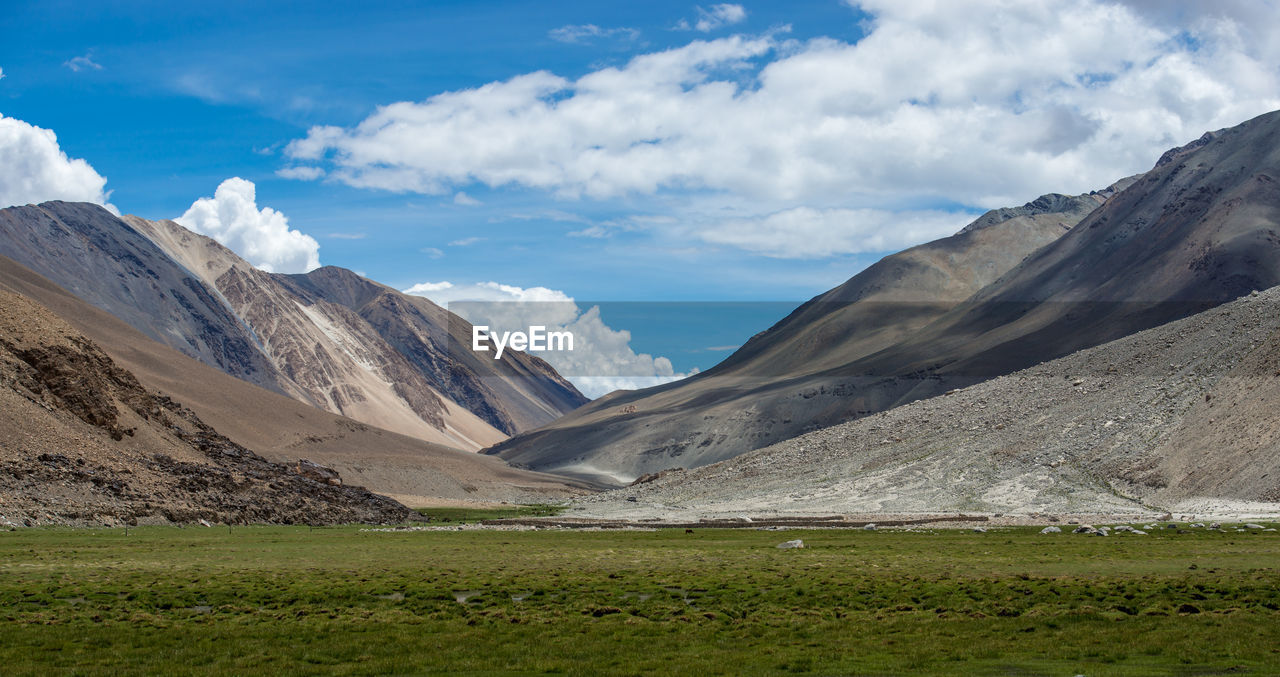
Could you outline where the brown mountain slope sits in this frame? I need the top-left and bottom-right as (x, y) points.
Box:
(0, 286), (413, 527)
(125, 216), (586, 443)
(485, 181), (1134, 484)
(575, 285), (1280, 519)
(121, 215), (503, 449)
(0, 255), (591, 506)
(278, 265), (587, 434)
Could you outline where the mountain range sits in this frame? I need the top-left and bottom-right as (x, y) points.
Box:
(4, 109), (1280, 522)
(490, 109), (1280, 495)
(0, 203), (586, 451)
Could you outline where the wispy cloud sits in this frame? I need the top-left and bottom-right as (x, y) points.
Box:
(63, 53), (103, 72)
(674, 4), (747, 32)
(549, 24), (641, 45)
(453, 191), (481, 206)
(448, 236), (484, 246)
(325, 232), (366, 240)
(276, 166), (324, 180)
(421, 247), (444, 259)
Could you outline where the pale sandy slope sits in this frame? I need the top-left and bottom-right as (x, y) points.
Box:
(0, 255), (591, 506)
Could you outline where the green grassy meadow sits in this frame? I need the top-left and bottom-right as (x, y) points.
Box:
(413, 504), (567, 523)
(1, 522), (1278, 675)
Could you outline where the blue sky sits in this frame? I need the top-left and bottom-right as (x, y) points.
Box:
(1, 0), (874, 300)
(3, 0), (1279, 386)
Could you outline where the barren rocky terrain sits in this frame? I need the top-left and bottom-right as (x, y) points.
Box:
(575, 285), (1280, 520)
(0, 286), (413, 527)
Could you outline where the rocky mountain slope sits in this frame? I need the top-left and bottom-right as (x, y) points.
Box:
(575, 284), (1280, 519)
(0, 202), (585, 451)
(0, 201), (280, 392)
(487, 181), (1135, 484)
(0, 254), (591, 507)
(0, 285), (413, 527)
(490, 110), (1280, 484)
(129, 215), (586, 441)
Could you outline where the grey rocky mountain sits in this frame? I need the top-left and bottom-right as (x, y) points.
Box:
(0, 201), (281, 392)
(489, 109), (1280, 486)
(486, 180), (1135, 484)
(0, 284), (414, 527)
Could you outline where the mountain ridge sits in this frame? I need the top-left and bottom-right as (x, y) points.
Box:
(488, 110), (1280, 486)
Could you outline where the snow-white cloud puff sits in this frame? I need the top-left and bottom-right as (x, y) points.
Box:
(403, 281), (695, 398)
(176, 178), (321, 273)
(0, 114), (115, 212)
(286, 0), (1280, 259)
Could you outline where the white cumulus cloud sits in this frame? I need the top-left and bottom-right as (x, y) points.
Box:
(403, 281), (694, 398)
(284, 0), (1280, 259)
(176, 177), (321, 273)
(0, 114), (115, 212)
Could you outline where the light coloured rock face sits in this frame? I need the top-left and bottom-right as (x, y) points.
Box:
(494, 110), (1280, 484)
(573, 286), (1280, 519)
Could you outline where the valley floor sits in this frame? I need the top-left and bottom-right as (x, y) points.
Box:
(2, 523), (1278, 674)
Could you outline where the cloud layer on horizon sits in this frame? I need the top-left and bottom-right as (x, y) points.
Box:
(284, 0), (1280, 259)
(403, 280), (694, 398)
